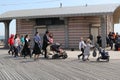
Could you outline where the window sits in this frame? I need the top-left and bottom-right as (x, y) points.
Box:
(36, 18), (65, 25)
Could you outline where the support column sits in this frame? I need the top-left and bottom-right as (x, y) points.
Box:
(64, 18), (69, 48)
(4, 21), (10, 48)
(101, 15), (107, 48)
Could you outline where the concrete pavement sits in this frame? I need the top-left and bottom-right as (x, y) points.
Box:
(67, 50), (120, 60)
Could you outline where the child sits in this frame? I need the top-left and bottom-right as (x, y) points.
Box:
(83, 39), (93, 61)
(78, 37), (86, 60)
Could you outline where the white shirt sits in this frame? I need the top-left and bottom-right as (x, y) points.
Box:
(79, 41), (86, 50)
(14, 38), (20, 47)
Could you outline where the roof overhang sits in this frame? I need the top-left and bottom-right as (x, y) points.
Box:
(0, 4), (120, 21)
(113, 6), (120, 24)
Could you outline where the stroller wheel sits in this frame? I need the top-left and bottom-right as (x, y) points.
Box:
(52, 54), (59, 59)
(62, 52), (68, 59)
(62, 54), (68, 59)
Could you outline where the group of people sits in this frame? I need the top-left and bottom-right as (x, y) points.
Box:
(90, 32), (120, 50)
(78, 32), (120, 61)
(8, 30), (54, 60)
(8, 30), (120, 61)
(106, 32), (120, 50)
(8, 34), (32, 58)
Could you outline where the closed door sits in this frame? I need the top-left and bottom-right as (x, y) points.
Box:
(91, 27), (99, 44)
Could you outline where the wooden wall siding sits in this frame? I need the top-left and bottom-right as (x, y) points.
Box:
(48, 25), (65, 48)
(16, 19), (35, 38)
(68, 16), (101, 48)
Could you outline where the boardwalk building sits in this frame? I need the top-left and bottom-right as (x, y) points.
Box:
(0, 4), (120, 49)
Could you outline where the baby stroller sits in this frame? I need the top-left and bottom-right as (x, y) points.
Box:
(50, 43), (68, 59)
(94, 43), (110, 62)
(97, 48), (110, 62)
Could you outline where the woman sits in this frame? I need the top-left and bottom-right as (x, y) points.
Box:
(8, 34), (14, 55)
(22, 34), (31, 58)
(33, 32), (41, 60)
(47, 33), (54, 55)
(14, 34), (21, 57)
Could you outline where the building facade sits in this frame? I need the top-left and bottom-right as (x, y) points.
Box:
(15, 15), (113, 49)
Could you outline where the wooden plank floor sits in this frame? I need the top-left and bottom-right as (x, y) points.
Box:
(0, 49), (120, 80)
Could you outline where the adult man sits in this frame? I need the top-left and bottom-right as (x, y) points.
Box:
(42, 31), (50, 58)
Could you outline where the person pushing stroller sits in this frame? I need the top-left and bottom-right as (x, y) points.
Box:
(46, 33), (68, 59)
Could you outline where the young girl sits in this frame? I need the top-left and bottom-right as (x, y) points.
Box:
(83, 39), (93, 61)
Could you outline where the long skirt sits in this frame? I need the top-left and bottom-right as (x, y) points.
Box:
(33, 43), (41, 54)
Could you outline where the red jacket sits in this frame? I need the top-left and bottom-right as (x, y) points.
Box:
(8, 34), (14, 45)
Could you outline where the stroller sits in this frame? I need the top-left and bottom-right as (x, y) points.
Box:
(50, 43), (68, 59)
(94, 43), (110, 62)
(96, 47), (110, 62)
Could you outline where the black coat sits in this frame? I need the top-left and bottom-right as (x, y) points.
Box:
(22, 39), (31, 55)
(42, 34), (49, 50)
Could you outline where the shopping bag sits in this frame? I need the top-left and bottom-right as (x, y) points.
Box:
(93, 49), (97, 57)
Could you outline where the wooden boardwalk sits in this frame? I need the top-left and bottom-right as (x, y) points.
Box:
(0, 49), (120, 80)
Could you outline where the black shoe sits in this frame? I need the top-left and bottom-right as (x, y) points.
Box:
(8, 51), (10, 54)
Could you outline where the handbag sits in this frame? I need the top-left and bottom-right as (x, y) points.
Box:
(93, 49), (97, 57)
